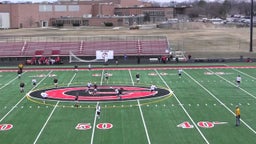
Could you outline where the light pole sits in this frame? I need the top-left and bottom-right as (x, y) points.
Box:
(250, 0), (253, 52)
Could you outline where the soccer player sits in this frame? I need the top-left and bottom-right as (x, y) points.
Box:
(19, 81), (25, 93)
(86, 81), (92, 92)
(88, 63), (91, 71)
(74, 65), (78, 72)
(93, 82), (98, 96)
(96, 105), (101, 119)
(53, 78), (58, 88)
(74, 95), (79, 108)
(236, 75), (241, 87)
(115, 88), (120, 99)
(17, 69), (22, 79)
(235, 105), (241, 126)
(135, 73), (140, 83)
(41, 92), (48, 104)
(32, 78), (37, 86)
(178, 69), (183, 78)
(150, 84), (157, 92)
(104, 72), (109, 82)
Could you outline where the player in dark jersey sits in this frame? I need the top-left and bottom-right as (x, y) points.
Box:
(74, 65), (78, 72)
(20, 82), (25, 93)
(74, 95), (79, 108)
(93, 82), (98, 96)
(104, 72), (109, 82)
(136, 73), (140, 83)
(53, 78), (58, 88)
(17, 69), (22, 79)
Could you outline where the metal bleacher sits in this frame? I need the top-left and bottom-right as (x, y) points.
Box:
(0, 35), (170, 58)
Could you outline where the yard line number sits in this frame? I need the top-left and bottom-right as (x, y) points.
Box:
(75, 123), (113, 130)
(177, 121), (227, 129)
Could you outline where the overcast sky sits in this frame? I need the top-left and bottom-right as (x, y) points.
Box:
(0, 0), (206, 3)
(1, 0), (249, 3)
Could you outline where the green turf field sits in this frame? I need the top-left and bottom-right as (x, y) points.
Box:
(1, 64), (256, 144)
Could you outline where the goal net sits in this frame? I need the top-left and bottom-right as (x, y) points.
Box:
(69, 51), (102, 63)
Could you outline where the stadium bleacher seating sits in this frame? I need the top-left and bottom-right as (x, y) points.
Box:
(0, 37), (169, 57)
(0, 42), (24, 57)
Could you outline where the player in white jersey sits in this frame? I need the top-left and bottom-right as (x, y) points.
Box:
(236, 75), (241, 87)
(150, 85), (157, 92)
(96, 105), (101, 119)
(178, 69), (183, 78)
(41, 92), (48, 104)
(32, 78), (37, 86)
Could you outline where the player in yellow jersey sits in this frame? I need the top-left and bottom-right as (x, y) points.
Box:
(235, 105), (240, 126)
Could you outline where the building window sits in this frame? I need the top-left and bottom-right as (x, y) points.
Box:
(39, 5), (53, 12)
(55, 5), (67, 12)
(69, 5), (79, 12)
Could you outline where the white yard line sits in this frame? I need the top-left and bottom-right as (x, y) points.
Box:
(90, 102), (99, 144)
(0, 71), (52, 123)
(90, 69), (104, 144)
(100, 69), (105, 85)
(128, 70), (135, 85)
(33, 73), (77, 144)
(184, 70), (256, 135)
(206, 68), (256, 100)
(0, 71), (27, 90)
(231, 68), (256, 80)
(33, 101), (60, 144)
(129, 69), (151, 144)
(155, 69), (210, 144)
(137, 100), (151, 144)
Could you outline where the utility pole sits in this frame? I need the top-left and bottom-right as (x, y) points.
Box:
(250, 0), (253, 52)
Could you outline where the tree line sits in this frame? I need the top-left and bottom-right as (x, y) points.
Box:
(155, 0), (255, 19)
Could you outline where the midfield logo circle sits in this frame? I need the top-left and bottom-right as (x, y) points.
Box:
(28, 86), (170, 101)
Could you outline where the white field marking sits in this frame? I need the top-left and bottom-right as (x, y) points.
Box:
(206, 69), (256, 100)
(33, 73), (76, 144)
(137, 100), (151, 144)
(0, 71), (52, 123)
(183, 70), (256, 135)
(128, 69), (135, 85)
(90, 102), (99, 144)
(68, 73), (77, 86)
(100, 69), (105, 85)
(155, 69), (210, 144)
(232, 68), (256, 80)
(129, 69), (151, 144)
(90, 69), (104, 144)
(33, 101), (60, 144)
(0, 71), (27, 90)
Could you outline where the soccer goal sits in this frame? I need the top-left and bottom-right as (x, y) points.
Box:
(69, 50), (114, 63)
(69, 51), (101, 63)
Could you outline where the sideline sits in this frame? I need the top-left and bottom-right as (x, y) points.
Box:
(1, 64), (256, 72)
